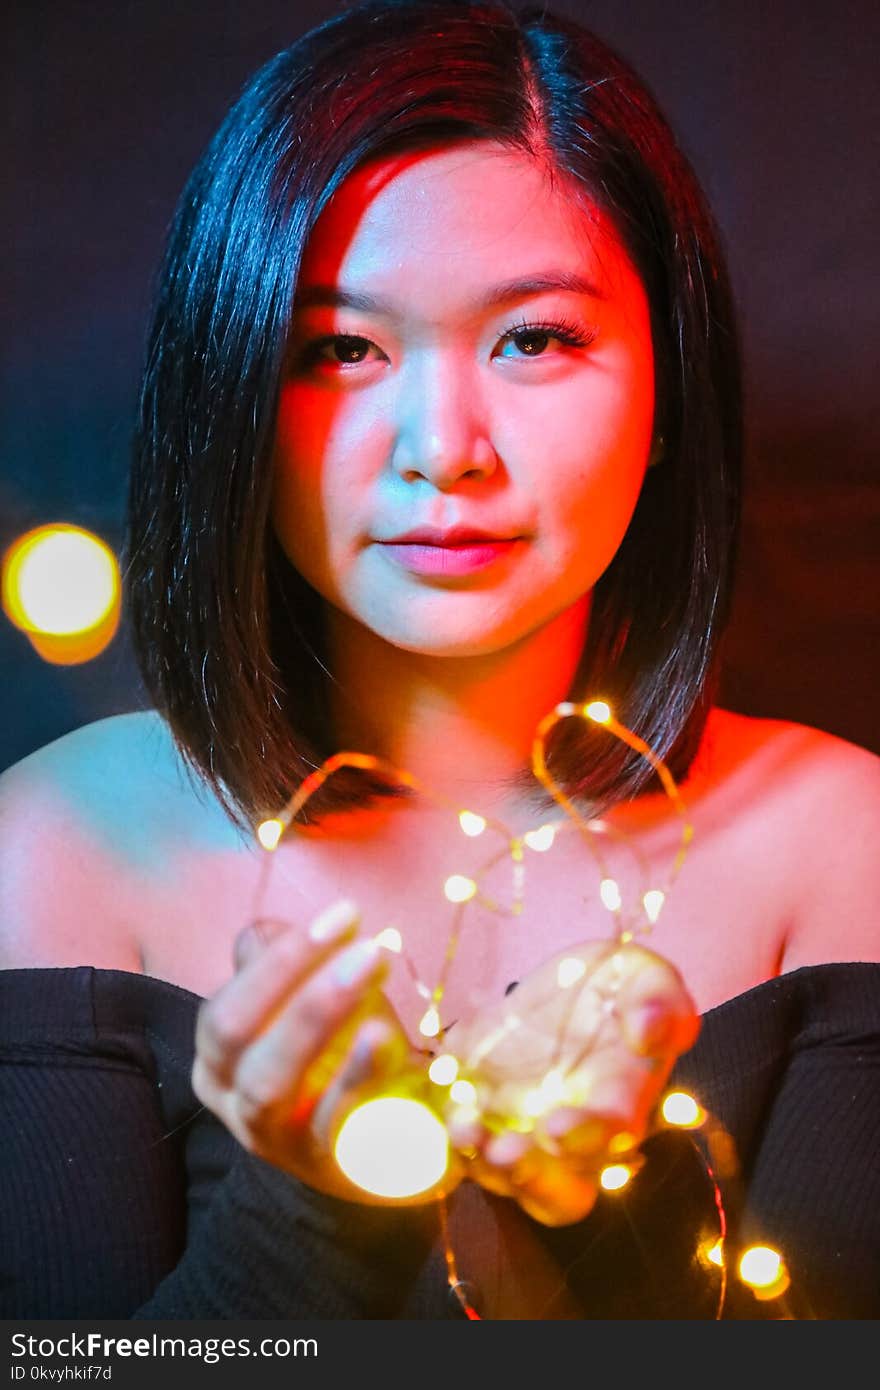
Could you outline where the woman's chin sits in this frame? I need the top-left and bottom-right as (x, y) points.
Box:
(327, 585), (588, 663)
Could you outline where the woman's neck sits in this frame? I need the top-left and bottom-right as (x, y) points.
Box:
(326, 597), (591, 817)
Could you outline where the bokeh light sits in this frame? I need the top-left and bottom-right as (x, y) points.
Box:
(2, 523), (120, 665)
(584, 700), (612, 724)
(523, 824), (556, 851)
(444, 874), (477, 903)
(738, 1244), (790, 1299)
(428, 1054), (460, 1086)
(661, 1091), (706, 1128)
(256, 818), (284, 850)
(599, 1163), (634, 1191)
(333, 1096), (449, 1198)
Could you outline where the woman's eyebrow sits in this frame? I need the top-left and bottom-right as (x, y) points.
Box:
(480, 272), (607, 307)
(293, 271), (607, 316)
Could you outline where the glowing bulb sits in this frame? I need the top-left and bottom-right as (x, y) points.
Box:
(521, 1069), (565, 1117)
(428, 1054), (460, 1086)
(333, 1096), (449, 1198)
(584, 700), (612, 724)
(702, 1238), (725, 1268)
(540, 1069), (565, 1104)
(256, 818), (284, 851)
(444, 874), (477, 903)
(608, 1130), (637, 1155)
(738, 1245), (788, 1294)
(450, 1079), (478, 1107)
(557, 956), (587, 989)
(642, 889), (665, 923)
(661, 1091), (706, 1128)
(2, 524), (121, 665)
(524, 824), (556, 852)
(458, 811), (486, 837)
(419, 1006), (441, 1038)
(522, 1088), (546, 1117)
(599, 1163), (633, 1191)
(374, 927), (403, 953)
(2, 524), (118, 635)
(599, 878), (622, 911)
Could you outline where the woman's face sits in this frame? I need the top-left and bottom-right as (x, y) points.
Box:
(272, 142), (655, 658)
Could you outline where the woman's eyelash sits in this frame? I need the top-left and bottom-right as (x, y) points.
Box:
(297, 334), (376, 367)
(500, 316), (598, 349)
(295, 316), (597, 368)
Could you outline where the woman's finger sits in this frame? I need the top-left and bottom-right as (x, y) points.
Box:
(539, 1106), (618, 1158)
(482, 1127), (532, 1167)
(502, 1144), (599, 1227)
(308, 1015), (410, 1150)
(195, 898), (360, 1079)
(232, 916), (291, 971)
(231, 937), (389, 1134)
(605, 945), (700, 1057)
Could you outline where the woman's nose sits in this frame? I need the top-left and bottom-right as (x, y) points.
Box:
(390, 357), (498, 489)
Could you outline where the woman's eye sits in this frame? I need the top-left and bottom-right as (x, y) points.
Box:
(494, 322), (594, 360)
(506, 329), (555, 357)
(303, 334), (382, 367)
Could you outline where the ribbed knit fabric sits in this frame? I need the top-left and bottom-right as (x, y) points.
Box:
(1, 963), (879, 1319)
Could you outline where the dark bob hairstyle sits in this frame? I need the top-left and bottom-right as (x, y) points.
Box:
(126, 0), (742, 828)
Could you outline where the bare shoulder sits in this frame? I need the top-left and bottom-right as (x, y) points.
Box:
(698, 704), (879, 787)
(701, 706), (880, 968)
(0, 711), (240, 970)
(700, 704), (880, 808)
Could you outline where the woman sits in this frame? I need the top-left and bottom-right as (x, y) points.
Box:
(2, 0), (878, 1319)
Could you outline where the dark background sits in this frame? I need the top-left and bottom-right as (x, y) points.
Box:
(2, 0), (878, 774)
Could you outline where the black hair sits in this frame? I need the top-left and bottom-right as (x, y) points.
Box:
(126, 0), (742, 827)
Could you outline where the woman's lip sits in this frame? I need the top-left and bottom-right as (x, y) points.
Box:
(378, 538), (521, 576)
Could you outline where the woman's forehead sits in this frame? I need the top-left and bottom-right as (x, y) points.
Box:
(294, 141), (637, 313)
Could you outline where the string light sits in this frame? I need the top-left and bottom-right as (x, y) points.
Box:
(256, 818), (284, 851)
(428, 1054), (460, 1086)
(443, 874), (477, 903)
(642, 889), (665, 923)
(374, 927), (403, 953)
(660, 1090), (706, 1129)
(521, 1067), (567, 1118)
(599, 1163), (634, 1191)
(700, 1238), (725, 1269)
(449, 1079), (479, 1108)
(608, 1130), (637, 1155)
(333, 1097), (450, 1199)
(250, 697), (794, 1319)
(419, 1007), (442, 1039)
(523, 824), (556, 851)
(458, 811), (487, 837)
(557, 956), (588, 989)
(599, 877), (622, 911)
(584, 700), (612, 724)
(738, 1245), (790, 1301)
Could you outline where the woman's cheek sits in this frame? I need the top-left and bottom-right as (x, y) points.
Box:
(275, 383), (318, 463)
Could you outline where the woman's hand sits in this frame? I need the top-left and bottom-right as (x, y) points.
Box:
(191, 899), (422, 1203)
(192, 905), (698, 1223)
(443, 940), (700, 1227)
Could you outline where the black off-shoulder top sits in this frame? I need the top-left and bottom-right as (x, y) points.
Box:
(2, 963), (879, 1320)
